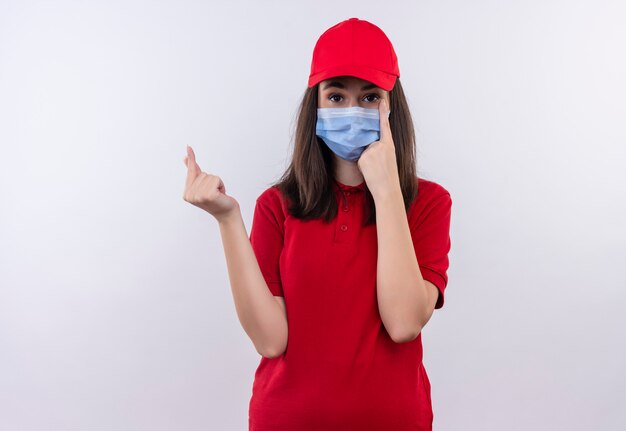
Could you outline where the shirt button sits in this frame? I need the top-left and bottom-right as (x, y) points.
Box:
(340, 224), (348, 231)
(345, 191), (351, 196)
(342, 206), (349, 212)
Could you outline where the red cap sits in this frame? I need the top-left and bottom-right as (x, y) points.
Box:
(308, 18), (400, 91)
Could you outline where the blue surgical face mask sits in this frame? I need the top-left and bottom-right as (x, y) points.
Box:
(315, 106), (391, 162)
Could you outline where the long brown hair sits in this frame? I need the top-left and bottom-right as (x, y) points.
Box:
(271, 77), (419, 226)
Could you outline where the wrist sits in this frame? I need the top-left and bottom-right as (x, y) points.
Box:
(372, 182), (403, 205)
(216, 207), (242, 227)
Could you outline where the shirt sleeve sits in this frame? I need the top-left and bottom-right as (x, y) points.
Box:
(249, 188), (285, 297)
(408, 191), (452, 309)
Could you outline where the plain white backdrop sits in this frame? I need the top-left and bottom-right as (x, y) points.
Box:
(1, 0), (625, 430)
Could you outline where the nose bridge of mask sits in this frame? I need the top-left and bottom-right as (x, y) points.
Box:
(317, 106), (378, 117)
(316, 106), (390, 121)
(316, 107), (383, 131)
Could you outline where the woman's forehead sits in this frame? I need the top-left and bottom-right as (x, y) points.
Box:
(320, 75), (382, 90)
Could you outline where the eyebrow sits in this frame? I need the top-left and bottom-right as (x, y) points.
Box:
(322, 80), (379, 91)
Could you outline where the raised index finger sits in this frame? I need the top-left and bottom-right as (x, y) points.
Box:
(185, 145), (201, 189)
(379, 99), (392, 142)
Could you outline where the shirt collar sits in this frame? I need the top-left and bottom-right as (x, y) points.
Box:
(332, 178), (366, 193)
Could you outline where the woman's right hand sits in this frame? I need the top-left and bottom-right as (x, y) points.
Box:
(182, 145), (240, 223)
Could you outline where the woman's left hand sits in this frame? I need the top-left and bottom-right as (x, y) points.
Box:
(357, 99), (401, 200)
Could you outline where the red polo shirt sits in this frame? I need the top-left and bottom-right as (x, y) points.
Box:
(248, 176), (452, 430)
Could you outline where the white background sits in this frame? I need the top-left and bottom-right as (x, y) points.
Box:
(1, 1), (625, 430)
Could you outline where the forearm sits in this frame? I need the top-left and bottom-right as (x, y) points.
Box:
(374, 188), (429, 343)
(217, 210), (288, 357)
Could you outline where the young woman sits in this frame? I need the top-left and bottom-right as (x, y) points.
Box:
(183, 17), (452, 431)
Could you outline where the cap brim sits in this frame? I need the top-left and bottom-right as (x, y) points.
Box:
(308, 64), (397, 91)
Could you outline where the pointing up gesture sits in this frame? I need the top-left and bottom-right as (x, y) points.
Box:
(183, 145), (239, 223)
(356, 99), (401, 200)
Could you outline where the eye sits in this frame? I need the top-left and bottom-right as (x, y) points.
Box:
(363, 93), (381, 103)
(328, 93), (343, 103)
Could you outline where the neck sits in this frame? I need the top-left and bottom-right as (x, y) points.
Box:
(332, 155), (364, 186)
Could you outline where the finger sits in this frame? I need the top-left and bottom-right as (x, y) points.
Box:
(190, 148), (201, 176)
(200, 174), (226, 196)
(185, 146), (201, 189)
(197, 172), (212, 191)
(379, 99), (392, 142)
(183, 156), (195, 171)
(197, 172), (220, 199)
(206, 175), (225, 194)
